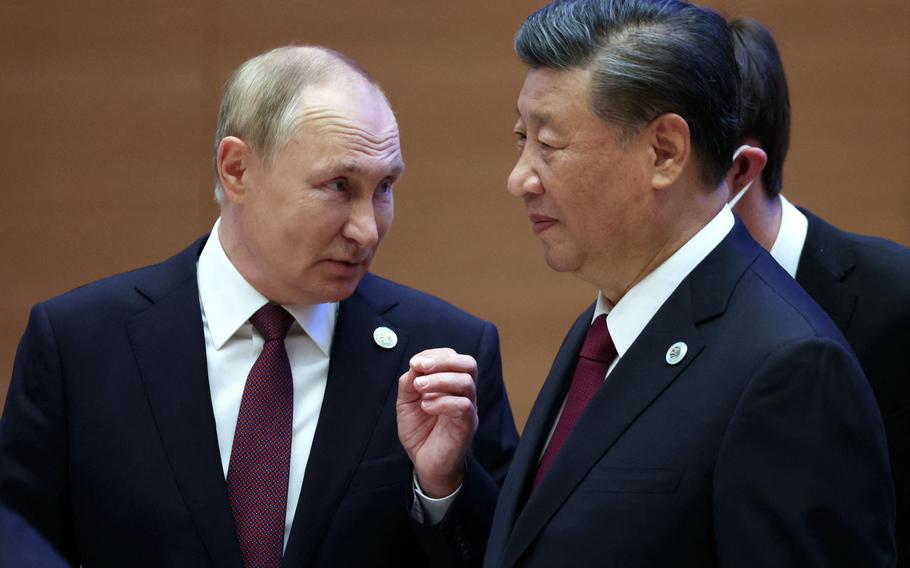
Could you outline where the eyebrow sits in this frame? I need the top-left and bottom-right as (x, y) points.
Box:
(330, 157), (405, 178)
(516, 107), (553, 127)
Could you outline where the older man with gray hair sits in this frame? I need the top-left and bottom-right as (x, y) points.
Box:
(416, 0), (896, 566)
(0, 45), (517, 567)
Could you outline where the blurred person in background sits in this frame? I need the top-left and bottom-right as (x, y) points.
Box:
(724, 16), (910, 562)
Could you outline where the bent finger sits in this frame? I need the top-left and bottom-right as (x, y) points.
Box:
(420, 395), (478, 419)
(414, 372), (476, 401)
(410, 350), (477, 377)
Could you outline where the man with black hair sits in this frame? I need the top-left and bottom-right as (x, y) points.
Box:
(423, 0), (896, 565)
(725, 17), (910, 563)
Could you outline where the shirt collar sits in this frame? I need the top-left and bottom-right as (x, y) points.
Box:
(769, 194), (809, 278)
(197, 218), (337, 355)
(593, 205), (735, 357)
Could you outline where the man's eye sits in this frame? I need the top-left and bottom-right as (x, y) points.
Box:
(515, 132), (527, 151)
(326, 180), (348, 192)
(376, 180), (393, 195)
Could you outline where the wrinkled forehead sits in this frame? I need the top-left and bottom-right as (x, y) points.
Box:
(299, 82), (399, 139)
(295, 82), (404, 173)
(516, 67), (593, 127)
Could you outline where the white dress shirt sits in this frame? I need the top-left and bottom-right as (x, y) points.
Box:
(592, 206), (735, 369)
(537, 206), (735, 459)
(197, 218), (338, 549)
(426, 208), (736, 520)
(768, 195), (809, 278)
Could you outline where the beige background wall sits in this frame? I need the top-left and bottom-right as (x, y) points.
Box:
(1, 1), (907, 429)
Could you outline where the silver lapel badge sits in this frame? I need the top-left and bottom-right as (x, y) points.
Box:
(665, 341), (688, 365)
(373, 326), (398, 349)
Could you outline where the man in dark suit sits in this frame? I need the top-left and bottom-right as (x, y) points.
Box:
(0, 506), (70, 568)
(406, 0), (895, 565)
(0, 46), (517, 567)
(724, 18), (910, 559)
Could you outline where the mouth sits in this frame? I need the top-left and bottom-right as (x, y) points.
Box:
(324, 257), (369, 276)
(528, 213), (558, 235)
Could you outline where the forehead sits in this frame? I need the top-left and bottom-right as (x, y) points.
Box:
(517, 67), (594, 127)
(294, 82), (404, 172)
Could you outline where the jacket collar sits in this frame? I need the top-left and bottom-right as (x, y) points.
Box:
(794, 208), (857, 333)
(128, 235), (245, 568)
(129, 238), (409, 568)
(489, 221), (762, 567)
(281, 273), (411, 567)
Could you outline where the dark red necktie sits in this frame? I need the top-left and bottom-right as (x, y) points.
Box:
(227, 304), (294, 568)
(532, 314), (616, 491)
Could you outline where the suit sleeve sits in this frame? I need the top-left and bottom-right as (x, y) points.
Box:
(713, 337), (897, 567)
(412, 321), (519, 567)
(0, 303), (77, 565)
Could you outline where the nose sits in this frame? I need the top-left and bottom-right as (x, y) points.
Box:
(507, 153), (543, 198)
(342, 198), (381, 250)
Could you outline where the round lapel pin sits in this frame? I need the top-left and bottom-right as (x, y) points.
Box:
(373, 326), (398, 349)
(665, 341), (688, 365)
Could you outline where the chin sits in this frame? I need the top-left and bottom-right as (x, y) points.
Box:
(276, 280), (358, 306)
(542, 248), (580, 274)
(318, 279), (363, 303)
(320, 290), (356, 303)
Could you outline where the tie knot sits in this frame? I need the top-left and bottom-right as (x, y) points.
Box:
(250, 304), (294, 341)
(579, 314), (616, 363)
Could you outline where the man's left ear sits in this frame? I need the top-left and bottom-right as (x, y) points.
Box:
(727, 145), (768, 197)
(646, 113), (690, 190)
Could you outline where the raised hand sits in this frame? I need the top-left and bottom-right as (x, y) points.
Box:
(396, 348), (479, 497)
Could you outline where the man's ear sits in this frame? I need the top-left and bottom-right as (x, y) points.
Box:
(726, 145), (768, 197)
(216, 136), (254, 204)
(646, 113), (690, 190)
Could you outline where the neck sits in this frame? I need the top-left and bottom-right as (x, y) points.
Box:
(595, 187), (726, 305)
(217, 208), (282, 304)
(732, 182), (781, 251)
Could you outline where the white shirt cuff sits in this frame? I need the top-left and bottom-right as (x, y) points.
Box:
(410, 472), (461, 525)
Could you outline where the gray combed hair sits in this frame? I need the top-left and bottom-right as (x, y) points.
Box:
(212, 46), (378, 202)
(516, 0), (741, 187)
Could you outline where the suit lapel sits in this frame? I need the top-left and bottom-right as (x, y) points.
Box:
(282, 277), (409, 568)
(496, 222), (759, 567)
(485, 308), (592, 568)
(499, 289), (705, 567)
(127, 237), (244, 568)
(795, 209), (857, 333)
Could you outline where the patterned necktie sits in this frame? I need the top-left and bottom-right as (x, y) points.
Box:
(227, 304), (295, 568)
(532, 314), (616, 492)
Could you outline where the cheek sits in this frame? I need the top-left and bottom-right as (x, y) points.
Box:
(375, 201), (394, 239)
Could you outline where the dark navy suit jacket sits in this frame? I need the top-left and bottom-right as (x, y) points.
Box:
(796, 209), (910, 561)
(483, 222), (896, 567)
(0, 235), (518, 567)
(0, 506), (70, 568)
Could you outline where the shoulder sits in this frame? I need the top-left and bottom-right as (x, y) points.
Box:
(845, 230), (910, 326)
(803, 210), (910, 317)
(43, 264), (163, 314)
(845, 231), (910, 283)
(37, 236), (205, 327)
(804, 208), (910, 281)
(713, 255), (878, 419)
(739, 253), (848, 347)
